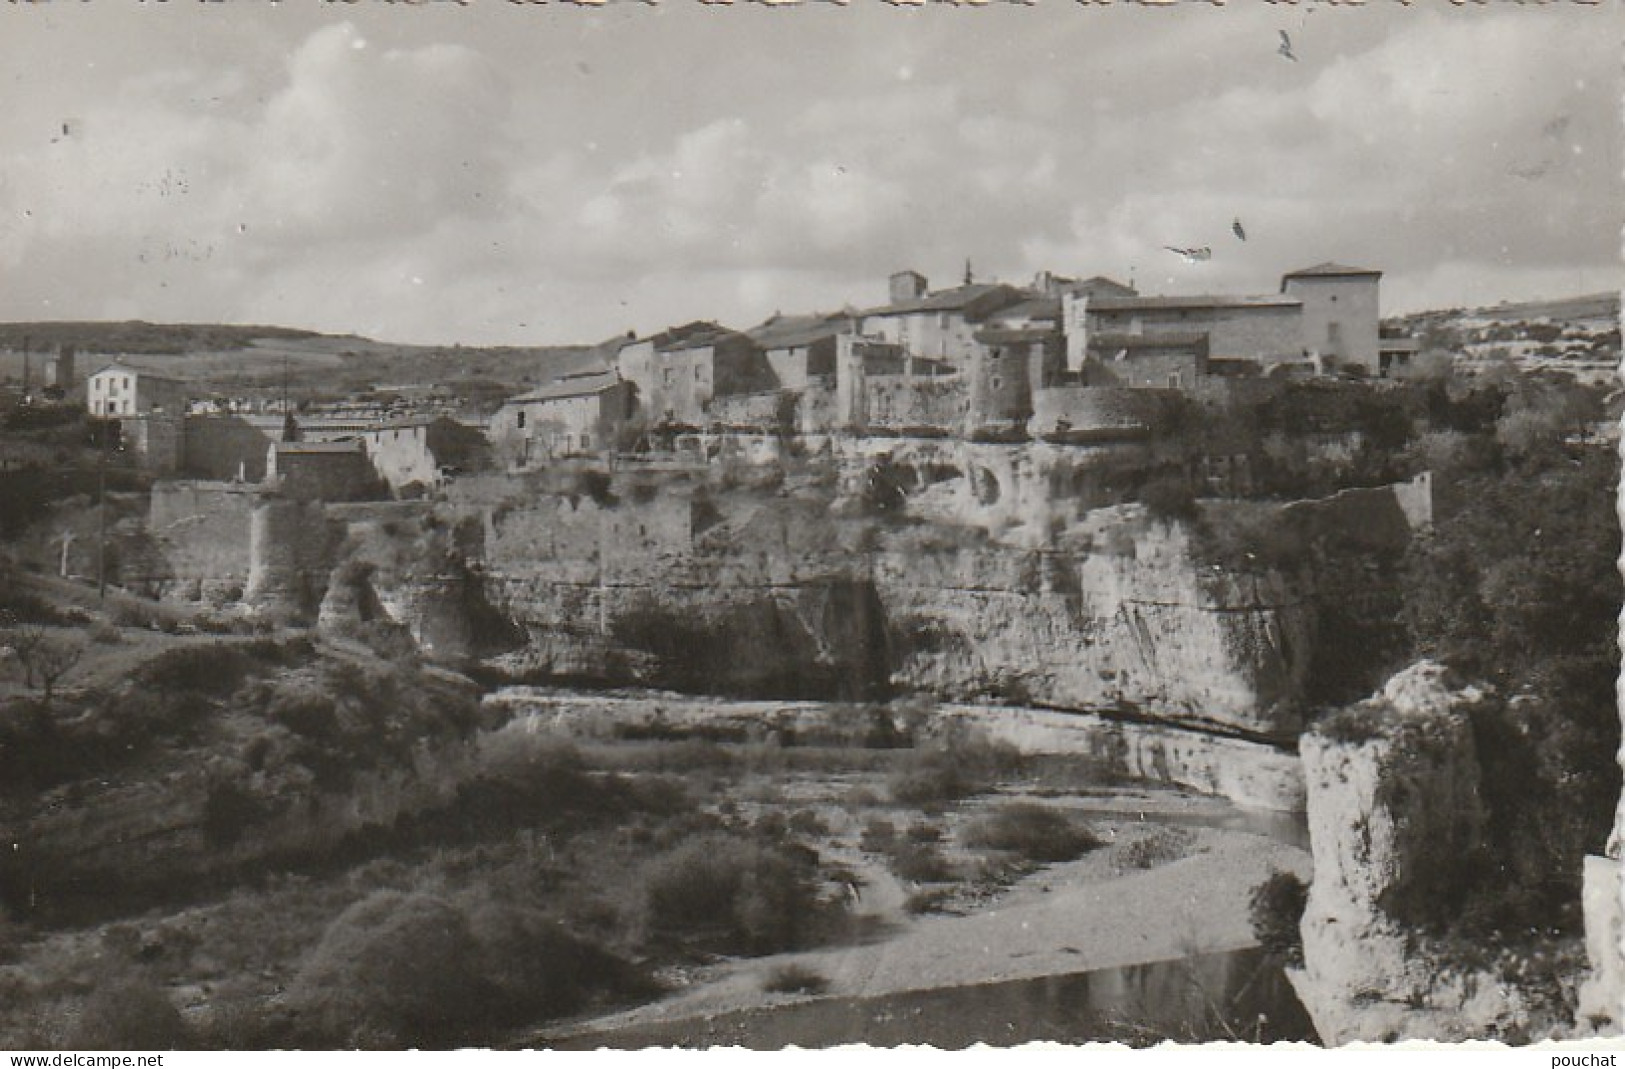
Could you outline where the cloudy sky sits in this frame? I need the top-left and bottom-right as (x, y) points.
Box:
(0, 1), (1618, 346)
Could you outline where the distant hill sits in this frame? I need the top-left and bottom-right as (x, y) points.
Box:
(0, 321), (615, 405)
(1387, 292), (1619, 335)
(1466, 292), (1619, 325)
(0, 321), (330, 356)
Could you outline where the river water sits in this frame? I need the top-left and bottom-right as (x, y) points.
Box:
(544, 948), (1316, 1049)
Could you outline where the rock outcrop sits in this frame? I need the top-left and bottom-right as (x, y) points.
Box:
(1577, 854), (1623, 1031)
(1290, 662), (1559, 1043)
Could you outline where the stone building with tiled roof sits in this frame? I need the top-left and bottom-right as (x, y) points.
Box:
(489, 368), (635, 468)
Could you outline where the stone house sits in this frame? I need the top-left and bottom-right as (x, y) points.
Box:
(86, 361), (188, 417)
(745, 313), (849, 391)
(966, 326), (1064, 435)
(852, 271), (1027, 369)
(265, 440), (378, 501)
(489, 369), (635, 467)
(356, 415), (487, 492)
(1281, 262), (1383, 375)
(616, 322), (773, 428)
(1076, 293), (1306, 367)
(1086, 331), (1211, 389)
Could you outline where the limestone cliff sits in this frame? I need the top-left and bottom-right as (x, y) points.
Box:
(474, 486), (1321, 736)
(1290, 662), (1561, 1043)
(874, 518), (1314, 737)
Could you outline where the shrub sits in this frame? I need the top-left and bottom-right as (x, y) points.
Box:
(456, 891), (647, 1026)
(785, 809), (830, 839)
(1311, 702), (1391, 745)
(1139, 475), (1199, 524)
(283, 891), (642, 1046)
(202, 774), (271, 848)
(886, 732), (1022, 808)
(962, 803), (1102, 863)
(761, 963), (829, 996)
(70, 973), (189, 1050)
(1248, 869), (1309, 968)
(1115, 826), (1196, 870)
(903, 887), (955, 915)
(886, 841), (954, 883)
(858, 818), (896, 853)
(639, 831), (822, 954)
(285, 892), (487, 1046)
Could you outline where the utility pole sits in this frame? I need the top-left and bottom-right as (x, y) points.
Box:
(55, 530), (75, 578)
(97, 417), (109, 600)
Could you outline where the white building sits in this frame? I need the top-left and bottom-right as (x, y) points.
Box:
(86, 362), (188, 417)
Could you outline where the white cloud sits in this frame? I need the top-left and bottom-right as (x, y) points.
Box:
(0, 6), (1615, 344)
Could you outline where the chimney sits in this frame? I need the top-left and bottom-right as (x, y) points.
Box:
(889, 270), (928, 304)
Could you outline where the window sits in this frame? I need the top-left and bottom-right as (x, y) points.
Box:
(991, 376), (1002, 392)
(694, 365), (703, 382)
(663, 368), (675, 386)
(1168, 372), (1182, 389)
(123, 376), (130, 390)
(516, 410), (526, 429)
(580, 433), (592, 451)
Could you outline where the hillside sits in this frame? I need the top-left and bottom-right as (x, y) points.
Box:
(0, 321), (616, 403)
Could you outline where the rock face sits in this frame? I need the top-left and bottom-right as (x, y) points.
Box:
(874, 522), (1314, 737)
(143, 450), (1423, 742)
(1290, 662), (1551, 1044)
(476, 486), (1321, 737)
(1577, 854), (1624, 1031)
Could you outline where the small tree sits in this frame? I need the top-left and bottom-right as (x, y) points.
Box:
(5, 626), (85, 704)
(1248, 869), (1309, 968)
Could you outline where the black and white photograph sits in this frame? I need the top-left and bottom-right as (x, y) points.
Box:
(0, 0), (1620, 1053)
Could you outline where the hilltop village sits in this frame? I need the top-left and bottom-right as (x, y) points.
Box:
(0, 265), (1619, 1048)
(39, 262), (1414, 493)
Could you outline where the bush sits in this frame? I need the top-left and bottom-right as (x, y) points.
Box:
(1310, 702), (1391, 745)
(785, 809), (829, 839)
(886, 732), (1022, 808)
(963, 803), (1101, 863)
(858, 818), (896, 854)
(886, 840), (954, 883)
(1248, 870), (1309, 968)
(1139, 475), (1198, 524)
(202, 775), (271, 848)
(285, 890), (638, 1048)
(760, 963), (829, 996)
(903, 887), (955, 915)
(70, 973), (189, 1050)
(1115, 826), (1196, 870)
(639, 832), (822, 955)
(286, 892), (485, 1047)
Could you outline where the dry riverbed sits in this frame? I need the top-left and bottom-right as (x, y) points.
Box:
(538, 783), (1313, 1046)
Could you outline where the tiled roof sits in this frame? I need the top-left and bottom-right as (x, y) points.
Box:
(975, 326), (1060, 345)
(1090, 294), (1302, 312)
(859, 283), (1020, 318)
(1282, 262), (1382, 279)
(747, 314), (849, 350)
(272, 440), (364, 454)
(89, 360), (185, 385)
(654, 321), (746, 352)
(504, 369), (622, 404)
(987, 298), (1061, 324)
(1091, 331), (1210, 349)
